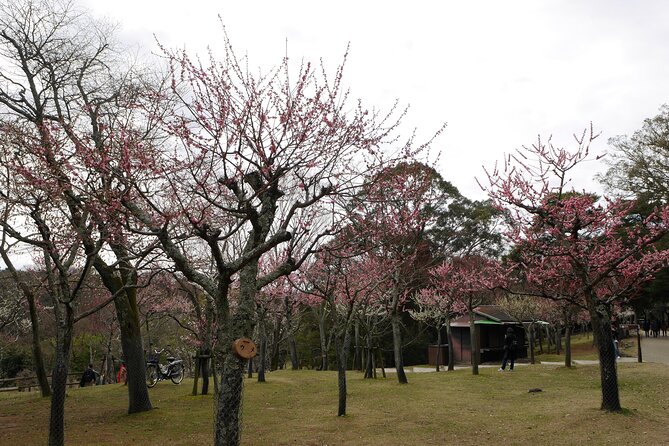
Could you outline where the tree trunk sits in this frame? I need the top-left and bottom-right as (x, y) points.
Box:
(269, 316), (282, 371)
(587, 297), (621, 412)
(564, 322), (572, 368)
(214, 263), (257, 446)
(288, 335), (299, 370)
(435, 327), (442, 372)
(318, 311), (328, 371)
(555, 323), (562, 356)
(364, 334), (373, 379)
(378, 345), (386, 378)
(202, 348), (210, 395)
(94, 260), (152, 414)
(48, 304), (73, 446)
(446, 319), (455, 371)
(391, 312), (408, 384)
(257, 328), (267, 383)
(469, 312), (479, 375)
(115, 290), (152, 414)
(353, 321), (362, 371)
(538, 324), (544, 353)
(336, 328), (351, 416)
(27, 291), (51, 397)
(528, 323), (536, 365)
(215, 353), (246, 446)
(192, 351), (201, 396)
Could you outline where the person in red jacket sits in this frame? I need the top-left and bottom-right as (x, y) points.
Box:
(117, 361), (127, 385)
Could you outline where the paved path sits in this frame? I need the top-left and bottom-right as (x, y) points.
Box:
(383, 338), (669, 373)
(640, 335), (669, 365)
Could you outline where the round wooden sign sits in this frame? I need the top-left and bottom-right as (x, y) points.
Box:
(232, 338), (257, 359)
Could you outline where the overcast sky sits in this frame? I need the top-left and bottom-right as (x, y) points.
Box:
(83, 0), (669, 199)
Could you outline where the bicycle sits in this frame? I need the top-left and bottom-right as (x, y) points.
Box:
(146, 348), (185, 388)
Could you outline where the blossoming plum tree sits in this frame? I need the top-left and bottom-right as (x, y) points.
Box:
(483, 127), (669, 411)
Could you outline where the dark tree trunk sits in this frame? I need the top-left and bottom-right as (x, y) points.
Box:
(202, 348), (210, 395)
(1, 258), (51, 397)
(528, 323), (536, 365)
(353, 321), (362, 371)
(257, 329), (267, 383)
(269, 316), (282, 371)
(48, 305), (73, 446)
(391, 312), (408, 384)
(288, 335), (299, 370)
(336, 328), (351, 416)
(318, 310), (328, 371)
(469, 312), (479, 375)
(435, 327), (442, 372)
(192, 351), (202, 395)
(94, 259), (152, 414)
(364, 334), (374, 379)
(378, 345), (386, 378)
(555, 323), (562, 356)
(446, 319), (455, 371)
(587, 297), (621, 412)
(27, 292), (51, 397)
(564, 323), (572, 368)
(115, 289), (152, 414)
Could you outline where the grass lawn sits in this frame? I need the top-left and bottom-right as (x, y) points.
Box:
(2, 361), (668, 445)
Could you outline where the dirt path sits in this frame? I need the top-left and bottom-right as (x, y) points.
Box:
(640, 335), (669, 364)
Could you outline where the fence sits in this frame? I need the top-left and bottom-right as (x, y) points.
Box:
(0, 372), (82, 392)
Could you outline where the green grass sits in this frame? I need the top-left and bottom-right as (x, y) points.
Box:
(532, 332), (601, 362)
(2, 362), (669, 445)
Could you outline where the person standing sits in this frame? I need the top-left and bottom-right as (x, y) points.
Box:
(117, 361), (127, 385)
(80, 364), (96, 387)
(499, 327), (517, 372)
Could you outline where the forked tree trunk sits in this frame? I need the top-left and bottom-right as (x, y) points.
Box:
(391, 312), (408, 384)
(586, 297), (621, 412)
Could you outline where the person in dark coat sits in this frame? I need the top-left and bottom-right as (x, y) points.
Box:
(499, 327), (517, 372)
(80, 364), (96, 387)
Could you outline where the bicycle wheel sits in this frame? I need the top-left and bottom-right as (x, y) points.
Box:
(146, 364), (159, 388)
(170, 364), (184, 384)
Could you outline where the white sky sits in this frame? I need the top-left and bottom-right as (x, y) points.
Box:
(82, 0), (669, 199)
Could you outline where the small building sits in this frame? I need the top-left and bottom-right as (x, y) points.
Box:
(448, 305), (527, 364)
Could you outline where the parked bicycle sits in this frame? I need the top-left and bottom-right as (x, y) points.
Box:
(146, 348), (184, 387)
